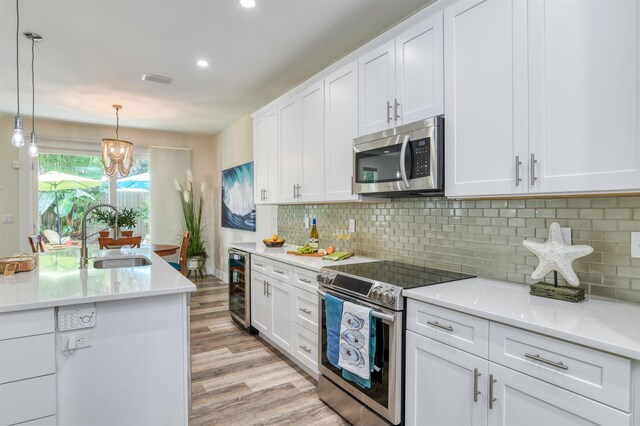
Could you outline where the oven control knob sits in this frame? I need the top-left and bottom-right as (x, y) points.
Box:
(382, 291), (395, 305)
(371, 287), (382, 301)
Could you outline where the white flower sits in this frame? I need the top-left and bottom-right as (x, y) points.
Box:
(186, 169), (193, 183)
(200, 182), (206, 196)
(173, 179), (182, 192)
(183, 191), (190, 203)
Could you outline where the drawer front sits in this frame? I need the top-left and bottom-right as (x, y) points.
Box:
(0, 333), (55, 384)
(293, 323), (318, 373)
(0, 309), (54, 341)
(0, 374), (56, 426)
(293, 267), (318, 293)
(293, 287), (318, 332)
(251, 256), (293, 283)
(251, 256), (270, 275)
(406, 300), (489, 358)
(489, 322), (632, 412)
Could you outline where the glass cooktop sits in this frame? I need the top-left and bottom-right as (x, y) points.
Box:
(325, 261), (475, 290)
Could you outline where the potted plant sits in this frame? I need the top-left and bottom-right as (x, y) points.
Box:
(90, 208), (117, 238)
(117, 207), (140, 237)
(174, 170), (207, 270)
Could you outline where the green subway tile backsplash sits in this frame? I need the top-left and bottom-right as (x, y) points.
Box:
(277, 196), (640, 303)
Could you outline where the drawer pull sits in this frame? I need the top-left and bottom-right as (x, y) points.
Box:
(427, 321), (453, 332)
(299, 277), (312, 283)
(524, 353), (568, 370)
(299, 345), (312, 354)
(274, 269), (285, 274)
(255, 262), (264, 267)
(489, 374), (497, 409)
(299, 308), (312, 314)
(473, 368), (481, 402)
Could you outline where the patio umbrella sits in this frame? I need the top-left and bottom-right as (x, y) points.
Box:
(38, 171), (103, 238)
(117, 172), (149, 191)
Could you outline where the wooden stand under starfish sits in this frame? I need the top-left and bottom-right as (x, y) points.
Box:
(530, 271), (585, 303)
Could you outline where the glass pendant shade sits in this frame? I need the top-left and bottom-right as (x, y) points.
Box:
(101, 104), (133, 177)
(11, 116), (24, 147)
(28, 132), (38, 157)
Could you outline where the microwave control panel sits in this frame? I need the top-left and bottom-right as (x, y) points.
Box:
(412, 139), (431, 178)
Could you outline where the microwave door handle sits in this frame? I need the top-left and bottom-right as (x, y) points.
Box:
(399, 135), (411, 189)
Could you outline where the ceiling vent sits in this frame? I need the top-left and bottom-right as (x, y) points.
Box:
(141, 74), (173, 84)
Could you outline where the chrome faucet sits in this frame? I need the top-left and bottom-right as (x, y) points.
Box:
(80, 203), (118, 269)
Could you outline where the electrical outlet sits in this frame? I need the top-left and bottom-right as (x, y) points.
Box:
(632, 232), (640, 258)
(348, 218), (356, 233)
(561, 227), (572, 244)
(11, 161), (19, 169)
(58, 330), (92, 352)
(2, 215), (13, 223)
(304, 216), (310, 229)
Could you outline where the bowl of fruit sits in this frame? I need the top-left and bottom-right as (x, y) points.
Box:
(263, 234), (286, 248)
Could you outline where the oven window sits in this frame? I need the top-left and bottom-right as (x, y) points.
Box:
(354, 143), (412, 184)
(320, 298), (390, 409)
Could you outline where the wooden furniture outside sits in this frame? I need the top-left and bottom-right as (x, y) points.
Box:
(142, 244), (180, 257)
(98, 236), (142, 249)
(28, 235), (46, 253)
(167, 231), (191, 276)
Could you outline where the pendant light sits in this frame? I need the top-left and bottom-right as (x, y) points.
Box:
(101, 105), (133, 177)
(11, 0), (24, 148)
(24, 32), (42, 157)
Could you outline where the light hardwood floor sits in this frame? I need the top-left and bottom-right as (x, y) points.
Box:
(189, 275), (348, 426)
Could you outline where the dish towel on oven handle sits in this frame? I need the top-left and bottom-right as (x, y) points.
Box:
(338, 301), (373, 382)
(325, 293), (343, 368)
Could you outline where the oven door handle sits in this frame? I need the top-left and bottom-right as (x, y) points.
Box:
(317, 288), (397, 323)
(399, 134), (411, 189)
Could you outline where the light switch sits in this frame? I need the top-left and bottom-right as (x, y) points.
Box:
(348, 219), (356, 233)
(11, 161), (19, 169)
(2, 215), (13, 223)
(561, 227), (571, 244)
(304, 216), (310, 229)
(632, 232), (640, 259)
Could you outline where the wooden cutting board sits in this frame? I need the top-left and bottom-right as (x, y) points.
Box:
(286, 251), (325, 257)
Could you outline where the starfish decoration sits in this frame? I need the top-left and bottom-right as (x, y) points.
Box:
(523, 222), (593, 287)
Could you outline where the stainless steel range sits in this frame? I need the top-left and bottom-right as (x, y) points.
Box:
(316, 261), (474, 425)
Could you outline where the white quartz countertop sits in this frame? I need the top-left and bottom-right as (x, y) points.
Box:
(404, 277), (640, 360)
(228, 242), (382, 271)
(0, 248), (196, 313)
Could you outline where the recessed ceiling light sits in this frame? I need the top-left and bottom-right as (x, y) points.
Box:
(197, 60), (209, 68)
(240, 0), (255, 8)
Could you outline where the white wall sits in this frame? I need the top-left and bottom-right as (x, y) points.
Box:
(210, 115), (277, 279)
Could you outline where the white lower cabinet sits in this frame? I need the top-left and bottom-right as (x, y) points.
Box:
(251, 271), (271, 335)
(405, 301), (635, 426)
(250, 270), (293, 353)
(406, 330), (488, 426)
(292, 323), (318, 372)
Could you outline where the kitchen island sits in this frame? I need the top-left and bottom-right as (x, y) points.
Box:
(0, 248), (196, 426)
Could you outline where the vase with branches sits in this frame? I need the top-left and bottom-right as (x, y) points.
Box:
(174, 169), (207, 264)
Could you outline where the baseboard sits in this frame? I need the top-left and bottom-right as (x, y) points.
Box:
(206, 267), (228, 283)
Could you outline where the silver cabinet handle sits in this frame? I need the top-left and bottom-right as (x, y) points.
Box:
(293, 184), (296, 198)
(299, 308), (312, 314)
(299, 345), (311, 354)
(274, 269), (285, 274)
(489, 374), (496, 409)
(299, 277), (312, 283)
(530, 153), (538, 186)
(473, 368), (481, 402)
(515, 155), (522, 186)
(524, 353), (568, 370)
(386, 101), (393, 124)
(399, 135), (411, 189)
(263, 280), (267, 296)
(266, 281), (271, 297)
(255, 262), (264, 267)
(394, 98), (400, 121)
(297, 184), (302, 198)
(427, 320), (453, 332)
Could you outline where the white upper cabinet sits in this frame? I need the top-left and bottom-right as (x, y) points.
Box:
(444, 0), (528, 198)
(358, 11), (444, 136)
(300, 81), (325, 202)
(325, 61), (359, 201)
(358, 40), (396, 136)
(395, 11), (444, 126)
(253, 107), (278, 204)
(528, 0), (640, 194)
(277, 95), (301, 203)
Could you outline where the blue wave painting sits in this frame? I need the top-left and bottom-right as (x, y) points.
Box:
(222, 162), (256, 232)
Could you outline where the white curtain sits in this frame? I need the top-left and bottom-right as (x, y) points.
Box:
(149, 147), (191, 244)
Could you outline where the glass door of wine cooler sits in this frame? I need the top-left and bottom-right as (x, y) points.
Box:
(228, 249), (251, 328)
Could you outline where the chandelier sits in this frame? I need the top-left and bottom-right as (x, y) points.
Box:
(101, 105), (133, 177)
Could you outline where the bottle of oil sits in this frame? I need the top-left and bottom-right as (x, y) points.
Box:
(309, 218), (319, 251)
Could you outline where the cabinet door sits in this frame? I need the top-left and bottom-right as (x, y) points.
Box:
(300, 81), (325, 202)
(395, 11), (444, 125)
(253, 113), (269, 204)
(444, 0), (528, 197)
(278, 95), (301, 202)
(488, 363), (631, 426)
(324, 61), (359, 201)
(358, 40), (395, 136)
(528, 0), (640, 194)
(250, 272), (270, 335)
(264, 107), (279, 203)
(405, 330), (488, 426)
(268, 279), (293, 353)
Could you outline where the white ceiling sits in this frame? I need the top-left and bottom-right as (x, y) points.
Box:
(0, 0), (429, 135)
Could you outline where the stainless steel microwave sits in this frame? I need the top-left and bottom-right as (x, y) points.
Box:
(352, 116), (444, 196)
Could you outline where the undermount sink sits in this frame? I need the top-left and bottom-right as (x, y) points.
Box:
(93, 255), (152, 269)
